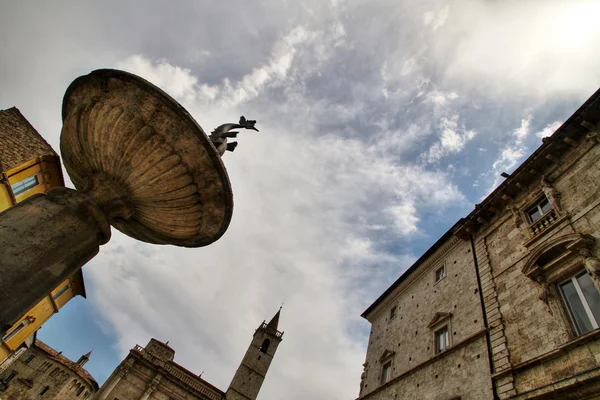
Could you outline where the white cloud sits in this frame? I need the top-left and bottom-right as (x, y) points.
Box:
(424, 5), (450, 31)
(425, 114), (477, 162)
(118, 55), (199, 101)
(441, 0), (600, 97)
(535, 120), (563, 139)
(514, 115), (532, 144)
(426, 90), (459, 106)
(85, 54), (467, 399)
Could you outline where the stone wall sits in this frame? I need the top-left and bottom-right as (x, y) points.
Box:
(95, 344), (225, 400)
(360, 237), (493, 399)
(0, 345), (95, 399)
(473, 137), (600, 398)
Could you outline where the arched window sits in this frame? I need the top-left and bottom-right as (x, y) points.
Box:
(39, 386), (50, 396)
(259, 338), (270, 354)
(76, 386), (85, 396)
(49, 367), (60, 377)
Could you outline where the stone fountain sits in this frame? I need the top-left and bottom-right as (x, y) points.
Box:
(0, 69), (252, 332)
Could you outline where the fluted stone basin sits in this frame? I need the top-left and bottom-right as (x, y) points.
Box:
(0, 69), (237, 331)
(60, 69), (233, 247)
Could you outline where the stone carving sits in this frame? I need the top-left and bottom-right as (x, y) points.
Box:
(116, 364), (131, 378)
(360, 362), (368, 394)
(587, 131), (600, 144)
(535, 276), (553, 313)
(506, 203), (523, 226)
(581, 248), (600, 281)
(209, 116), (259, 156)
(540, 175), (562, 213)
(535, 276), (551, 304)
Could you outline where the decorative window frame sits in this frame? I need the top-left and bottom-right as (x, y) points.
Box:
(428, 312), (452, 355)
(522, 233), (594, 282)
(517, 176), (569, 245)
(434, 262), (447, 285)
(522, 233), (600, 339)
(388, 305), (398, 322)
(557, 270), (600, 336)
(379, 349), (395, 385)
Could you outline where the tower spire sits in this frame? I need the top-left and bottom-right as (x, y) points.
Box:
(77, 350), (92, 367)
(226, 308), (284, 400)
(266, 306), (282, 332)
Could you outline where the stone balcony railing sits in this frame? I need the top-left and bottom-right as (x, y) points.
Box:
(260, 322), (284, 338)
(529, 209), (560, 236)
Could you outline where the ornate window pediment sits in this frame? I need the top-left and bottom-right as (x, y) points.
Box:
(522, 233), (594, 281)
(427, 312), (452, 329)
(379, 349), (395, 362)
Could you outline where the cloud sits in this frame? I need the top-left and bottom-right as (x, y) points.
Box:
(1, 1), (599, 399)
(425, 114), (477, 162)
(439, 0), (600, 98)
(514, 115), (532, 144)
(424, 5), (450, 31)
(535, 120), (563, 139)
(86, 53), (467, 399)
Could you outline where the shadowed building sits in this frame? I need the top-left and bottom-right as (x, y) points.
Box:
(0, 339), (98, 399)
(0, 107), (87, 373)
(95, 310), (283, 400)
(358, 89), (600, 399)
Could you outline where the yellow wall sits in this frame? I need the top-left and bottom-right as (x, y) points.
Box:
(0, 182), (13, 212)
(0, 155), (84, 364)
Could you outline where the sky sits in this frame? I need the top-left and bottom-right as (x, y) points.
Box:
(1, 1), (600, 399)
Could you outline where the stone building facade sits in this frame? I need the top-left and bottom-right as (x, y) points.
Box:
(95, 310), (283, 400)
(0, 339), (98, 399)
(0, 107), (87, 373)
(359, 231), (494, 400)
(358, 88), (600, 400)
(456, 90), (600, 398)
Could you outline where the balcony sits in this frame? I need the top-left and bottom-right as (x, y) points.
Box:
(529, 208), (560, 236)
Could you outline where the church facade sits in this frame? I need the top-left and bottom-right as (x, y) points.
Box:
(359, 89), (600, 399)
(95, 310), (283, 400)
(0, 338), (98, 399)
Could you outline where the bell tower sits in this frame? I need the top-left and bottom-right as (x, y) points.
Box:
(226, 309), (284, 400)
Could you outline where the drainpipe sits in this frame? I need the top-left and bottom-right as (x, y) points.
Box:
(469, 233), (500, 400)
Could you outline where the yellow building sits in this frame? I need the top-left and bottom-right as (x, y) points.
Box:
(0, 107), (87, 372)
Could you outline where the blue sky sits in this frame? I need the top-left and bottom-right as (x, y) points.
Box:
(1, 1), (600, 398)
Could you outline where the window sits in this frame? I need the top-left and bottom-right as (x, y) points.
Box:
(2, 318), (31, 342)
(49, 367), (60, 377)
(77, 386), (85, 396)
(40, 386), (49, 396)
(52, 285), (70, 300)
(24, 355), (35, 364)
(559, 270), (600, 336)
(381, 362), (392, 384)
(435, 326), (449, 354)
(527, 197), (552, 223)
(11, 175), (39, 196)
(389, 306), (397, 320)
(4, 371), (17, 383)
(259, 339), (270, 354)
(435, 265), (446, 282)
